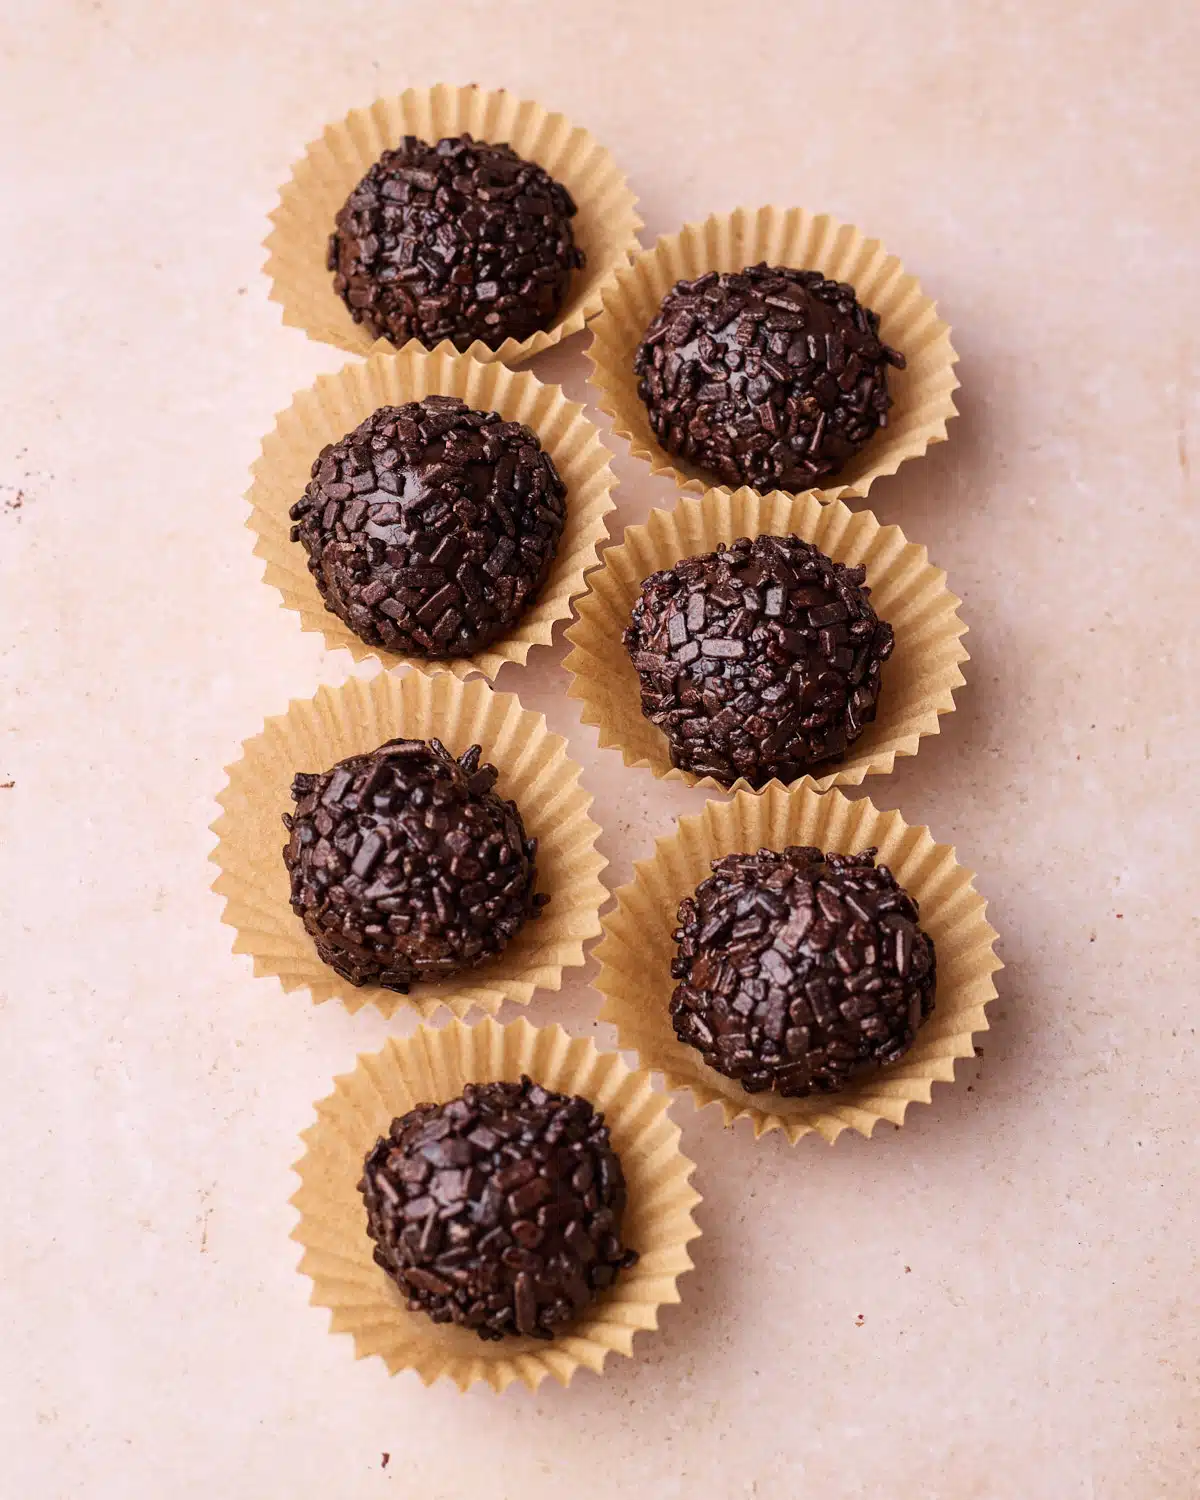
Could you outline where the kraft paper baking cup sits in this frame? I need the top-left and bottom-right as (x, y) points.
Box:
(595, 785), (1000, 1144)
(292, 1017), (701, 1392)
(587, 207), (959, 501)
(247, 341), (617, 679)
(210, 671), (607, 1020)
(266, 84), (642, 363)
(563, 486), (968, 795)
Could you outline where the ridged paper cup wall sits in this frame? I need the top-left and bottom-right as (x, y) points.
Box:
(595, 785), (1001, 1144)
(292, 1018), (702, 1393)
(266, 84), (642, 363)
(563, 486), (968, 795)
(247, 342), (617, 679)
(210, 671), (607, 1020)
(587, 207), (959, 501)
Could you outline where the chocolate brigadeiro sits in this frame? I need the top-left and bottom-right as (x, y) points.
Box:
(360, 1076), (638, 1341)
(329, 134), (584, 352)
(671, 846), (936, 1097)
(289, 396), (566, 659)
(624, 533), (894, 788)
(633, 263), (905, 491)
(282, 737), (547, 992)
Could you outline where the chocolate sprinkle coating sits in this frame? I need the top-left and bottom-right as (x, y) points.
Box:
(360, 1076), (638, 1341)
(633, 263), (906, 491)
(329, 133), (584, 352)
(624, 533), (894, 788)
(671, 846), (936, 1096)
(289, 396), (567, 659)
(282, 737), (548, 992)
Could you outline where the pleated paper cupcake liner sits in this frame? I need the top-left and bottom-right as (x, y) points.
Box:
(292, 1017), (701, 1392)
(563, 486), (967, 795)
(210, 671), (607, 1020)
(247, 342), (617, 679)
(595, 785), (1000, 1144)
(266, 84), (642, 363)
(587, 207), (959, 501)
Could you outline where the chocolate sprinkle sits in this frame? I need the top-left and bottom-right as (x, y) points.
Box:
(623, 533), (894, 788)
(282, 737), (548, 992)
(328, 134), (584, 352)
(289, 396), (566, 659)
(633, 264), (905, 490)
(360, 1077), (638, 1340)
(670, 846), (936, 1096)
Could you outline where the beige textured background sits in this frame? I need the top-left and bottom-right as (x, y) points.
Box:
(1, 2), (1197, 1496)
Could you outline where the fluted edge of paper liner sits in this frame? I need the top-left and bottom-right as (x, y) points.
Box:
(210, 670), (607, 1020)
(291, 1017), (702, 1392)
(247, 342), (618, 680)
(266, 83), (643, 363)
(586, 207), (959, 501)
(595, 784), (1001, 1144)
(563, 486), (968, 795)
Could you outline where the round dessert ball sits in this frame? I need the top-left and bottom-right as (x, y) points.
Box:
(624, 533), (894, 788)
(360, 1076), (638, 1340)
(670, 846), (936, 1097)
(328, 133), (585, 352)
(282, 737), (547, 992)
(633, 263), (906, 490)
(289, 396), (567, 659)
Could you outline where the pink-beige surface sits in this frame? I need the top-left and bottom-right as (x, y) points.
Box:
(1, 2), (1197, 1496)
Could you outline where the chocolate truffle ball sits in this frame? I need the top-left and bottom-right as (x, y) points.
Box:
(360, 1076), (638, 1340)
(624, 533), (894, 788)
(633, 263), (906, 491)
(670, 846), (936, 1097)
(328, 133), (585, 352)
(289, 396), (566, 659)
(282, 737), (547, 992)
